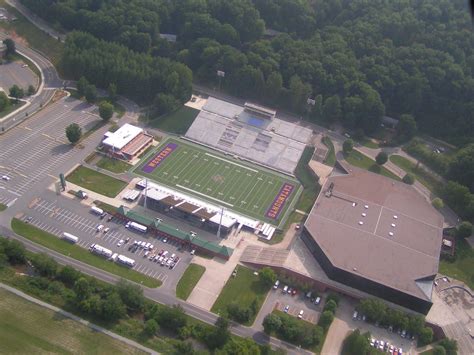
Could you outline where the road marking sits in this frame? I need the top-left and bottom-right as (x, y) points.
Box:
(23, 126), (32, 131)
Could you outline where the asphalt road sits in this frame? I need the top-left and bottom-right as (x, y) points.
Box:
(0, 61), (37, 91)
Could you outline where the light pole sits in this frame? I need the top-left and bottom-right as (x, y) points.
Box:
(217, 70), (225, 92)
(216, 206), (225, 239)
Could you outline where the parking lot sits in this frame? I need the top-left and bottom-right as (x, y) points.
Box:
(0, 61), (37, 92)
(0, 96), (100, 200)
(22, 196), (194, 287)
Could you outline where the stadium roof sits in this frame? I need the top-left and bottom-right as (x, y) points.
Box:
(102, 124), (143, 150)
(304, 163), (444, 301)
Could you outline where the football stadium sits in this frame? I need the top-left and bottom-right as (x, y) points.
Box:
(133, 137), (302, 226)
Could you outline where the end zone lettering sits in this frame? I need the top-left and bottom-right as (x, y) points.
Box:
(266, 183), (294, 219)
(142, 143), (178, 173)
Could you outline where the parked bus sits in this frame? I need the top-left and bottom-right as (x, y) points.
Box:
(125, 221), (147, 233)
(61, 232), (79, 244)
(116, 255), (136, 267)
(89, 243), (113, 258)
(90, 206), (104, 216)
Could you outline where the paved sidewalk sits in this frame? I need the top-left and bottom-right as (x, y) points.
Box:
(0, 282), (158, 355)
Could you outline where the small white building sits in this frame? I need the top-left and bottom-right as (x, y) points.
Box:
(102, 123), (153, 160)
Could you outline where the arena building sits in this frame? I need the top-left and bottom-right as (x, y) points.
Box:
(102, 124), (153, 161)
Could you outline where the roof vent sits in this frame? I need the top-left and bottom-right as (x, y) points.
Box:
(358, 221), (364, 225)
(362, 213), (367, 217)
(364, 205), (369, 209)
(393, 215), (398, 219)
(391, 223), (396, 227)
(389, 232), (394, 236)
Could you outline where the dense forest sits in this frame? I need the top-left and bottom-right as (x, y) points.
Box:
(21, 0), (474, 143)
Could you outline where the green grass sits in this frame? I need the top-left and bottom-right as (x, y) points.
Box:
(0, 203), (6, 212)
(11, 219), (161, 288)
(94, 200), (118, 215)
(176, 264), (206, 300)
(439, 238), (474, 290)
(294, 146), (321, 213)
(344, 150), (401, 181)
(322, 136), (336, 167)
(0, 0), (63, 65)
(96, 156), (132, 174)
(134, 137), (301, 226)
(389, 155), (441, 192)
(211, 266), (269, 326)
(149, 106), (199, 135)
(0, 288), (145, 354)
(357, 137), (380, 149)
(0, 99), (26, 119)
(66, 165), (127, 198)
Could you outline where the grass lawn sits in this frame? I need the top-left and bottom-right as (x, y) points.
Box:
(94, 200), (118, 215)
(0, 99), (26, 119)
(96, 156), (132, 174)
(389, 155), (441, 192)
(0, 288), (145, 354)
(11, 219), (161, 288)
(0, 203), (6, 212)
(439, 238), (474, 289)
(66, 165), (127, 198)
(0, 0), (63, 65)
(295, 146), (321, 213)
(148, 106), (199, 135)
(344, 150), (401, 181)
(134, 138), (301, 226)
(322, 136), (336, 167)
(211, 266), (270, 326)
(176, 264), (206, 300)
(357, 137), (380, 149)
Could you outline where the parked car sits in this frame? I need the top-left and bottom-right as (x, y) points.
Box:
(297, 310), (304, 319)
(144, 251), (150, 257)
(287, 287), (292, 294)
(96, 224), (104, 232)
(117, 239), (125, 247)
(273, 280), (280, 289)
(314, 297), (321, 305)
(103, 227), (110, 234)
(353, 311), (358, 320)
(163, 238), (168, 243)
(284, 305), (289, 313)
(107, 215), (114, 222)
(1, 175), (11, 181)
(291, 289), (297, 296)
(283, 285), (288, 293)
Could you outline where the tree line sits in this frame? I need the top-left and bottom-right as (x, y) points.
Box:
(21, 0), (474, 142)
(0, 237), (279, 355)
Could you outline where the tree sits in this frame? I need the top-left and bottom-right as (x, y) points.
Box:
(116, 279), (145, 312)
(205, 317), (230, 350)
(342, 329), (371, 355)
(418, 326), (433, 346)
(27, 85), (35, 96)
(58, 265), (81, 286)
(99, 101), (114, 121)
(432, 198), (444, 210)
(3, 239), (26, 264)
(358, 299), (387, 323)
(0, 91), (10, 112)
(376, 151), (388, 165)
(397, 114), (417, 141)
(74, 277), (91, 301)
(318, 310), (334, 330)
(437, 338), (458, 355)
(456, 221), (472, 239)
(153, 93), (178, 116)
(65, 123), (82, 144)
(9, 85), (24, 101)
(85, 85), (97, 103)
(311, 94), (323, 121)
(343, 139), (354, 154)
(227, 303), (251, 323)
(215, 338), (261, 355)
(402, 173), (415, 185)
(323, 95), (341, 124)
(144, 319), (159, 337)
(172, 341), (195, 355)
(264, 72), (283, 102)
(30, 253), (58, 278)
(448, 144), (474, 192)
(3, 38), (16, 56)
(77, 77), (89, 97)
(156, 305), (187, 331)
(101, 291), (127, 321)
(108, 83), (117, 101)
(323, 299), (337, 314)
(442, 181), (472, 213)
(263, 313), (282, 334)
(258, 267), (276, 288)
(407, 314), (425, 336)
(433, 346), (446, 355)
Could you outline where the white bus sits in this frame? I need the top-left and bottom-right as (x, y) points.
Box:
(89, 243), (113, 258)
(90, 206), (104, 216)
(116, 254), (136, 267)
(125, 221), (147, 233)
(61, 232), (79, 244)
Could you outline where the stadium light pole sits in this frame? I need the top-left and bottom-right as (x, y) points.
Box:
(216, 205), (225, 239)
(217, 70), (225, 92)
(144, 178), (148, 209)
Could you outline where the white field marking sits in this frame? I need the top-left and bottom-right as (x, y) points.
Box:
(176, 184), (234, 207)
(204, 153), (257, 172)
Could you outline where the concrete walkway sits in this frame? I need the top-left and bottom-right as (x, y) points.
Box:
(0, 282), (158, 355)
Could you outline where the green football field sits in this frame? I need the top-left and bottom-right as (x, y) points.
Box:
(134, 138), (301, 225)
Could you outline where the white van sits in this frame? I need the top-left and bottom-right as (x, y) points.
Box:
(273, 280), (280, 289)
(283, 285), (288, 293)
(110, 253), (118, 262)
(298, 310), (304, 319)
